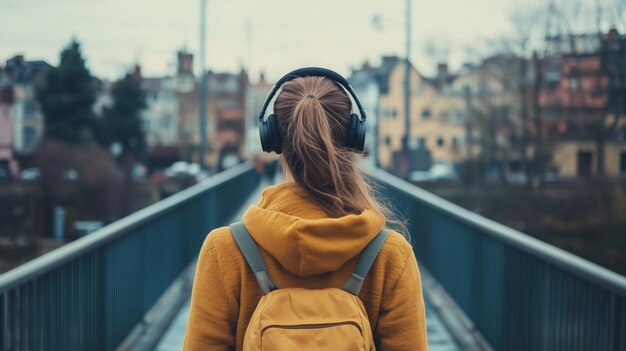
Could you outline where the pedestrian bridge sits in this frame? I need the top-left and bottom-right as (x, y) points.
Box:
(1, 163), (625, 351)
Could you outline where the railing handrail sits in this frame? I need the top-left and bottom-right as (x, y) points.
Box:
(368, 167), (626, 296)
(0, 162), (254, 292)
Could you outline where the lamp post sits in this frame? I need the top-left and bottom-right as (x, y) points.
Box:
(404, 0), (412, 153)
(371, 0), (413, 177)
(199, 0), (208, 170)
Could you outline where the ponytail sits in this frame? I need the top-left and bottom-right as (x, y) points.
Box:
(274, 77), (408, 237)
(290, 96), (344, 206)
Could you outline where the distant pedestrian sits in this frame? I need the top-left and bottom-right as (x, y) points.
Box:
(251, 153), (279, 185)
(264, 158), (278, 184)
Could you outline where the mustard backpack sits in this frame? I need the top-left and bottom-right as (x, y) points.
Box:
(230, 222), (389, 351)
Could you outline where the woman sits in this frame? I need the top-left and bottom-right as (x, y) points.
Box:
(183, 69), (428, 350)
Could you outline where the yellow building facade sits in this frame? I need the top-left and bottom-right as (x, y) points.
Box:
(553, 141), (626, 177)
(377, 61), (470, 170)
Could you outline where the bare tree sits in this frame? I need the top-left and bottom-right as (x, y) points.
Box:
(475, 3), (550, 187)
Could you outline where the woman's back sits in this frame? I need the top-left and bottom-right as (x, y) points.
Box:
(184, 68), (428, 350)
(183, 182), (427, 350)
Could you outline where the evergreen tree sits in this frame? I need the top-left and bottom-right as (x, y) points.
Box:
(103, 73), (147, 159)
(36, 40), (99, 142)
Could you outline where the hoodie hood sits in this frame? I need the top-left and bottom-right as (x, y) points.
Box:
(241, 182), (386, 277)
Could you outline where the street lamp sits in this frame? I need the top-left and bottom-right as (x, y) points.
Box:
(371, 0), (413, 177)
(199, 0), (208, 170)
(404, 0), (412, 153)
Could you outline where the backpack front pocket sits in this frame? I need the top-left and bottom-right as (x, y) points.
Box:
(261, 321), (366, 351)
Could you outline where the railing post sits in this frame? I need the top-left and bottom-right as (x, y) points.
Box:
(611, 292), (621, 351)
(2, 291), (7, 351)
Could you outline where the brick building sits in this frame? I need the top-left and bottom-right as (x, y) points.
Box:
(540, 29), (626, 178)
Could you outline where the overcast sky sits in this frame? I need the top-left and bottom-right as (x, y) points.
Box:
(1, 0), (622, 81)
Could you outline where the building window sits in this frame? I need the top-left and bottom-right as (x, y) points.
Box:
(385, 136), (391, 146)
(452, 137), (460, 150)
(498, 106), (510, 119)
(23, 126), (37, 150)
(620, 152), (626, 173)
(455, 111), (464, 125)
(24, 101), (37, 118)
(437, 137), (444, 147)
(421, 108), (431, 119)
(162, 118), (170, 129)
(577, 151), (593, 178)
(418, 137), (426, 148)
(568, 73), (581, 91)
(546, 57), (561, 83)
(477, 81), (488, 94)
(383, 109), (396, 118)
(440, 111), (449, 121)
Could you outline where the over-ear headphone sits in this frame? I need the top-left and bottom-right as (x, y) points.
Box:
(258, 67), (367, 154)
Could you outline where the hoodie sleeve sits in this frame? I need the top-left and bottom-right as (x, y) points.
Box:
(183, 232), (237, 351)
(376, 248), (428, 350)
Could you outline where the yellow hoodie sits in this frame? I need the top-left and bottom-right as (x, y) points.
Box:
(183, 182), (428, 350)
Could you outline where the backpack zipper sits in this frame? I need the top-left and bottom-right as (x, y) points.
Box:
(262, 321), (363, 334)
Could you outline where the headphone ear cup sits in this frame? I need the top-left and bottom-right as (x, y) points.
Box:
(345, 114), (360, 149)
(357, 118), (366, 151)
(259, 118), (271, 152)
(266, 114), (282, 154)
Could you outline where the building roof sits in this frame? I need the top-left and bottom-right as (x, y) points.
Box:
(348, 56), (400, 95)
(4, 55), (51, 85)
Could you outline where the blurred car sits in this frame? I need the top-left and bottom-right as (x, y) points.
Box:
(164, 161), (207, 180)
(132, 164), (147, 180)
(165, 161), (191, 177)
(62, 169), (79, 181)
(410, 162), (458, 182)
(221, 154), (240, 170)
(20, 168), (41, 181)
(506, 172), (527, 185)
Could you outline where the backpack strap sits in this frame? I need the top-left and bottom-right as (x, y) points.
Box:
(343, 228), (390, 296)
(230, 222), (278, 295)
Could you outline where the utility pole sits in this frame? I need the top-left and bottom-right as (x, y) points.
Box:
(199, 0), (208, 169)
(403, 0), (412, 152)
(246, 19), (252, 73)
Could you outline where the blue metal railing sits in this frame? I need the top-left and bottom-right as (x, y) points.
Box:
(0, 163), (260, 351)
(370, 168), (626, 351)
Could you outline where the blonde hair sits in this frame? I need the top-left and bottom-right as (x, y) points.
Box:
(274, 76), (408, 236)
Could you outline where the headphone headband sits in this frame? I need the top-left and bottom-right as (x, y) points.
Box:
(257, 67), (367, 154)
(258, 67), (367, 123)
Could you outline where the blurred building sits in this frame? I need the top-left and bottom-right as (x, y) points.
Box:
(4, 56), (50, 154)
(453, 55), (526, 180)
(0, 55), (50, 177)
(207, 69), (248, 171)
(349, 60), (396, 168)
(0, 68), (15, 177)
(140, 73), (178, 147)
(540, 29), (626, 178)
(546, 33), (603, 56)
(351, 56), (466, 174)
(174, 50), (249, 171)
(131, 65), (180, 172)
